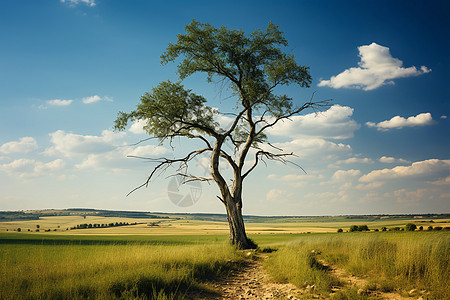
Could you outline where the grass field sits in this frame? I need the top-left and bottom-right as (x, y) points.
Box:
(1, 215), (449, 299)
(1, 214), (449, 235)
(265, 231), (449, 299)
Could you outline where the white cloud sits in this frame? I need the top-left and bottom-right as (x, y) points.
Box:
(61, 0), (96, 7)
(379, 156), (410, 164)
(330, 157), (373, 167)
(0, 137), (38, 154)
(356, 182), (384, 190)
(47, 99), (73, 106)
(129, 120), (148, 134)
(429, 176), (450, 186)
(272, 138), (352, 159)
(360, 159), (450, 182)
(267, 105), (360, 139)
(318, 42), (431, 91)
(393, 188), (432, 206)
(332, 169), (361, 180)
(441, 115), (447, 119)
(366, 112), (433, 131)
(0, 158), (65, 178)
(45, 130), (124, 157)
(266, 189), (294, 203)
(267, 173), (320, 187)
(126, 145), (169, 157)
(82, 95), (112, 104)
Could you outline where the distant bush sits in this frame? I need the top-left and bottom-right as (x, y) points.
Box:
(381, 227), (387, 231)
(350, 225), (369, 232)
(358, 225), (369, 231)
(405, 223), (417, 231)
(427, 226), (433, 231)
(337, 228), (343, 233)
(434, 226), (443, 231)
(419, 226), (423, 231)
(17, 228), (21, 232)
(390, 227), (401, 231)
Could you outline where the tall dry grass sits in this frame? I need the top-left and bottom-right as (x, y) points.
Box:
(265, 231), (449, 299)
(0, 240), (242, 299)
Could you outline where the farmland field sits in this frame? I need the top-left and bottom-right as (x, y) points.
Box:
(1, 212), (449, 299)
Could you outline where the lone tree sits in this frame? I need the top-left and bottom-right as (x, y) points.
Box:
(114, 20), (329, 249)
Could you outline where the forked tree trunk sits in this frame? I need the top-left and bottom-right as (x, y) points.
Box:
(211, 138), (256, 249)
(223, 194), (255, 249)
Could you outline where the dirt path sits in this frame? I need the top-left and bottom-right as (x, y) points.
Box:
(191, 253), (304, 299)
(189, 253), (425, 299)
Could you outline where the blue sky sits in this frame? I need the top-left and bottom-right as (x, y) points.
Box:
(0, 0), (448, 215)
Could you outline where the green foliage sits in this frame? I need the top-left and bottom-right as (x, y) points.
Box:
(337, 228), (343, 233)
(114, 20), (312, 144)
(349, 225), (359, 232)
(405, 223), (417, 231)
(349, 225), (369, 232)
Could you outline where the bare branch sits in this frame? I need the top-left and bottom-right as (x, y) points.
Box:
(125, 147), (212, 196)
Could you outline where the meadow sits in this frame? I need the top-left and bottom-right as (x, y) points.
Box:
(1, 214), (449, 299)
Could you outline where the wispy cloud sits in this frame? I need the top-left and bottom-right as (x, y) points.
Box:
(47, 99), (73, 106)
(82, 95), (113, 104)
(359, 159), (450, 182)
(366, 112), (433, 131)
(318, 43), (431, 91)
(379, 156), (410, 164)
(0, 158), (65, 178)
(0, 137), (38, 154)
(61, 0), (96, 7)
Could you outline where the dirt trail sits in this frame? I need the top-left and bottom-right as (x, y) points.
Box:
(191, 253), (304, 300)
(189, 253), (424, 299)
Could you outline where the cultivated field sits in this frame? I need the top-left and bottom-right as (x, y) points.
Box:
(1, 213), (449, 299)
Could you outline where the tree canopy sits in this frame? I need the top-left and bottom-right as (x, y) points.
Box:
(114, 20), (329, 248)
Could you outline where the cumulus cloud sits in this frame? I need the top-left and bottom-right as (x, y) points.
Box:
(129, 120), (147, 134)
(366, 113), (433, 131)
(0, 137), (38, 154)
(267, 105), (360, 139)
(266, 189), (294, 203)
(318, 43), (431, 91)
(82, 95), (112, 104)
(47, 99), (73, 106)
(0, 158), (65, 178)
(332, 169), (361, 180)
(127, 145), (169, 157)
(45, 130), (124, 157)
(330, 157), (373, 168)
(393, 188), (433, 206)
(359, 159), (450, 182)
(379, 156), (410, 164)
(61, 0), (96, 7)
(272, 138), (352, 160)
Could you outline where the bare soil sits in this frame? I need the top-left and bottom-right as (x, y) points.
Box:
(189, 253), (305, 299)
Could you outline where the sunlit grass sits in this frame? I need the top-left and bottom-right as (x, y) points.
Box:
(0, 235), (243, 299)
(264, 231), (449, 299)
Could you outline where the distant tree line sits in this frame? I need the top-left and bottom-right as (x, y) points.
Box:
(337, 223), (450, 233)
(70, 222), (139, 230)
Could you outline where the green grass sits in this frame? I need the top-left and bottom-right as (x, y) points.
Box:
(264, 231), (449, 299)
(0, 234), (243, 299)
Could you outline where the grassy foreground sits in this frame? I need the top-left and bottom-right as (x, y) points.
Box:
(1, 231), (448, 299)
(265, 231), (449, 299)
(0, 234), (244, 300)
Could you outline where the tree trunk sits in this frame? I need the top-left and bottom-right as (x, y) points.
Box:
(223, 193), (256, 249)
